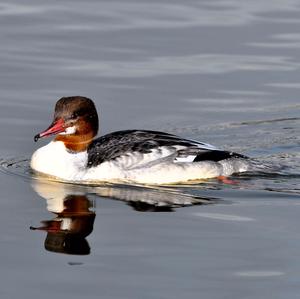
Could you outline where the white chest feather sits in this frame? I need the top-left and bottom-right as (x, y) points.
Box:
(30, 141), (88, 181)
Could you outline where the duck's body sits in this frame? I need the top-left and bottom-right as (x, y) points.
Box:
(31, 97), (249, 184)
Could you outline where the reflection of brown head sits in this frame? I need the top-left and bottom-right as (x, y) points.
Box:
(31, 194), (95, 255)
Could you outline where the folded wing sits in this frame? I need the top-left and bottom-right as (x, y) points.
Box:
(87, 130), (246, 169)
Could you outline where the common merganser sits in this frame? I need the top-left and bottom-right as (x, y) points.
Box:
(30, 96), (249, 184)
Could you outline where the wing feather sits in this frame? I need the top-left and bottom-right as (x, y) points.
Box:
(87, 130), (246, 168)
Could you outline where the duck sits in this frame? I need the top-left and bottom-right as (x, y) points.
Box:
(30, 96), (249, 184)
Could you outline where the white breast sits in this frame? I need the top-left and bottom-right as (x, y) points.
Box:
(30, 141), (88, 181)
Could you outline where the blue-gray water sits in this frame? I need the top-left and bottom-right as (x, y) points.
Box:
(0, 1), (300, 298)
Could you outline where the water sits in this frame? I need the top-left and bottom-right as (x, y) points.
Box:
(0, 0), (300, 298)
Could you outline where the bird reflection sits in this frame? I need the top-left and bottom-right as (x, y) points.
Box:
(31, 181), (96, 255)
(31, 178), (217, 255)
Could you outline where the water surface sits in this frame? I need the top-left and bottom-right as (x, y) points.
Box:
(0, 1), (300, 298)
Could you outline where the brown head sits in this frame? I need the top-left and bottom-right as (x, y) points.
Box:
(34, 96), (99, 152)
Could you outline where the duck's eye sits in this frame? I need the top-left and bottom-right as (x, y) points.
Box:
(70, 112), (78, 120)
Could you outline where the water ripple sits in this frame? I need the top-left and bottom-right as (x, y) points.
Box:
(235, 271), (284, 277)
(63, 54), (299, 78)
(1, 1), (300, 32)
(193, 212), (255, 221)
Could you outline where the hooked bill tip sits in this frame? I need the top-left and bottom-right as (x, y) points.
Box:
(34, 134), (40, 142)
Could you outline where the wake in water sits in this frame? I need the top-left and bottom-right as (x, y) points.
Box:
(162, 116), (300, 194)
(242, 156), (300, 177)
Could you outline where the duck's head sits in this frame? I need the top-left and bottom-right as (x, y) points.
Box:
(34, 96), (99, 152)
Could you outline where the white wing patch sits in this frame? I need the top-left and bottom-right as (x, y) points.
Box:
(113, 142), (218, 169)
(174, 155), (197, 163)
(114, 146), (181, 170)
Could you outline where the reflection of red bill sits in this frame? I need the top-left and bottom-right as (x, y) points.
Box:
(30, 220), (62, 233)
